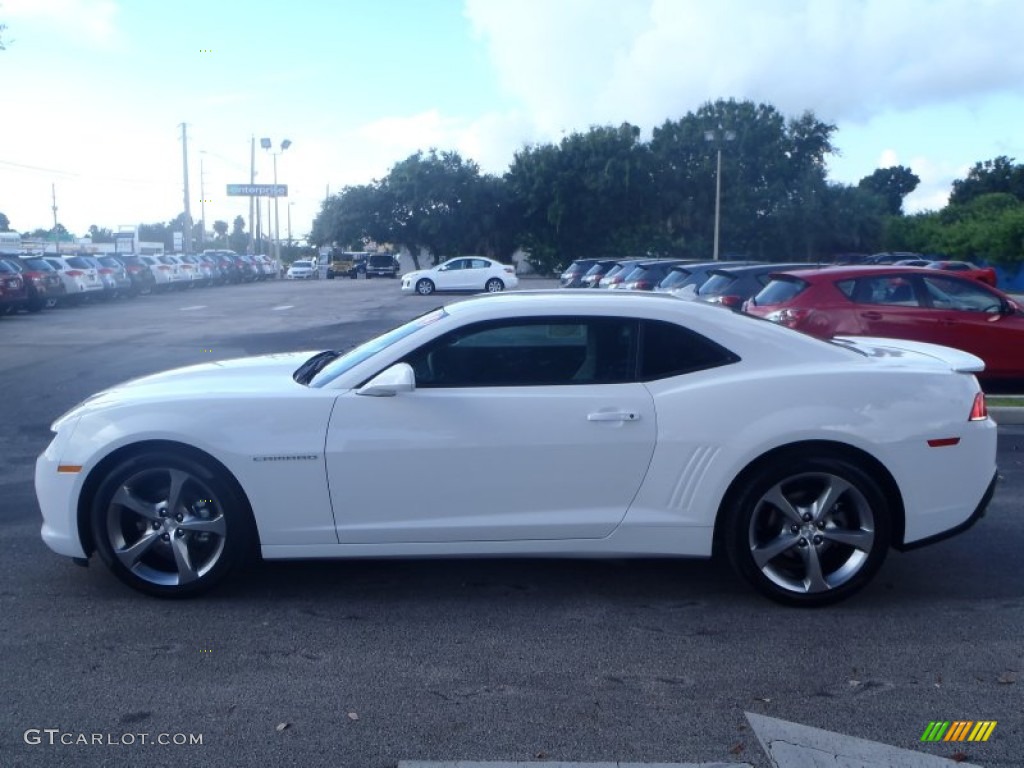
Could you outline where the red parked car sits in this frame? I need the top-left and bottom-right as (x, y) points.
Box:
(0, 258), (28, 315)
(745, 265), (1024, 381)
(927, 260), (997, 287)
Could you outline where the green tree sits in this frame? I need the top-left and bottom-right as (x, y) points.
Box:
(950, 156), (1024, 205)
(506, 122), (657, 272)
(857, 166), (920, 215)
(311, 182), (393, 253)
(649, 99), (837, 260)
(212, 220), (229, 243)
(138, 222), (172, 250)
(227, 215), (248, 253)
(87, 225), (114, 243)
(383, 149), (492, 267)
(0, 212), (11, 232)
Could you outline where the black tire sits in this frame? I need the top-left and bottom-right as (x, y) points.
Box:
(722, 454), (890, 607)
(416, 278), (435, 296)
(90, 451), (256, 598)
(485, 278), (504, 293)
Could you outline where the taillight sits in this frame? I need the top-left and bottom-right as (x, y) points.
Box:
(98, 268), (114, 274)
(504, 266), (514, 274)
(66, 270), (83, 277)
(636, 280), (651, 290)
(765, 308), (812, 328)
(718, 295), (742, 308)
(969, 393), (988, 421)
(158, 265), (171, 271)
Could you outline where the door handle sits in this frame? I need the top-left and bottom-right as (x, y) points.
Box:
(860, 311), (882, 320)
(587, 411), (640, 422)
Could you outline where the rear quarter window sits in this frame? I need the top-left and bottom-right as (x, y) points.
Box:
(640, 320), (739, 380)
(754, 277), (809, 305)
(698, 273), (736, 295)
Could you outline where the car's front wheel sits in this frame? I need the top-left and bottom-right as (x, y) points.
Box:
(90, 451), (255, 597)
(723, 455), (890, 607)
(485, 278), (504, 293)
(416, 278), (435, 295)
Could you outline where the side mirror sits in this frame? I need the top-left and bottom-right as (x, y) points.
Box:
(1004, 300), (1019, 315)
(356, 363), (416, 397)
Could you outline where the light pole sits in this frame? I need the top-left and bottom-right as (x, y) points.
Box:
(287, 202), (294, 255)
(704, 126), (736, 260)
(261, 138), (291, 262)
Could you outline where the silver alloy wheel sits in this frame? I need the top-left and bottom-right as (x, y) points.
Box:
(485, 278), (504, 292)
(416, 279), (434, 295)
(104, 467), (227, 587)
(747, 471), (875, 595)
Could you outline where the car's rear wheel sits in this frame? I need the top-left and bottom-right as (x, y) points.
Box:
(416, 278), (435, 295)
(485, 278), (504, 293)
(90, 451), (254, 597)
(723, 455), (890, 607)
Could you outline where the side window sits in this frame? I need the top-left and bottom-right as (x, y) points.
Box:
(640, 320), (740, 380)
(444, 259), (465, 271)
(469, 259), (490, 269)
(852, 276), (920, 306)
(402, 317), (638, 387)
(921, 275), (1002, 313)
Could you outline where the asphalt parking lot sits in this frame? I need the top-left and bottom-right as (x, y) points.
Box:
(1, 278), (1021, 767)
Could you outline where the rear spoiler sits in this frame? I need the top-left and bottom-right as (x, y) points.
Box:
(832, 336), (985, 374)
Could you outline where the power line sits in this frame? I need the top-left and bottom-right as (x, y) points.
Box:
(0, 158), (176, 187)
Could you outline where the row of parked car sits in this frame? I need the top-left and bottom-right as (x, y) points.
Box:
(0, 250), (280, 317)
(559, 256), (1022, 383)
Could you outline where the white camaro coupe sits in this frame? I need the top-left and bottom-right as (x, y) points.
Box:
(36, 292), (997, 605)
(401, 256), (519, 295)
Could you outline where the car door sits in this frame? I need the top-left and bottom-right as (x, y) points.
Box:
(434, 258), (468, 290)
(918, 274), (1024, 377)
(848, 273), (936, 340)
(325, 316), (657, 543)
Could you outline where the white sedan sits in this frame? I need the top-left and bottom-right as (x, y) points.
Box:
(285, 260), (317, 280)
(401, 256), (518, 295)
(36, 292), (997, 605)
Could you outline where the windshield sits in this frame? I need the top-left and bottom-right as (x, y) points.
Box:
(308, 308), (448, 388)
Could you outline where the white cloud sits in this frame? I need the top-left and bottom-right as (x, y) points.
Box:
(465, 0), (1024, 130)
(877, 149), (900, 168)
(4, 0), (119, 48)
(903, 155), (972, 214)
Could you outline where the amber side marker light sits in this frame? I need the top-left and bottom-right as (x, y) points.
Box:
(56, 465), (82, 474)
(969, 392), (988, 422)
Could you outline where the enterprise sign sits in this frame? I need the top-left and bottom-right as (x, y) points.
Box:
(226, 184), (288, 197)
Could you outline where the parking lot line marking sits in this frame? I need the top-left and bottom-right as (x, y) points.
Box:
(398, 763), (746, 767)
(272, 304), (294, 311)
(179, 305), (206, 311)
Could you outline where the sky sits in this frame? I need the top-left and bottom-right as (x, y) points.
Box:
(2, 0), (1023, 243)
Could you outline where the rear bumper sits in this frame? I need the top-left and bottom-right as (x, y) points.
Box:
(896, 469), (997, 551)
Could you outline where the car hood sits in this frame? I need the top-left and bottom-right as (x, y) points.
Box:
(54, 351), (319, 427)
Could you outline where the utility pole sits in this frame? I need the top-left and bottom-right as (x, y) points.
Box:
(248, 135), (256, 254)
(199, 152), (207, 250)
(51, 184), (59, 255)
(180, 122), (193, 255)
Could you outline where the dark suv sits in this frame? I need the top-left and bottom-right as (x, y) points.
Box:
(365, 253), (400, 278)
